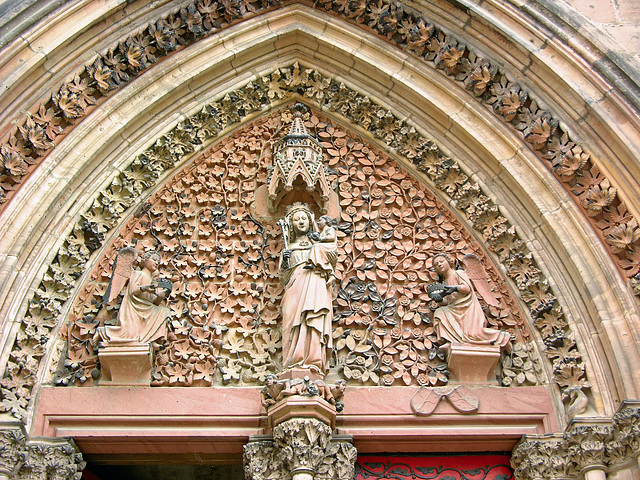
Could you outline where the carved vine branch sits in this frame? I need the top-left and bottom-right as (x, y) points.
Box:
(0, 67), (586, 426)
(0, 0), (637, 283)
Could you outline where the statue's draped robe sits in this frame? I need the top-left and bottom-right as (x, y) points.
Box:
(280, 244), (334, 374)
(100, 269), (170, 344)
(434, 270), (510, 347)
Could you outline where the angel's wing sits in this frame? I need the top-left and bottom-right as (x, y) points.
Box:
(460, 254), (500, 307)
(102, 247), (138, 304)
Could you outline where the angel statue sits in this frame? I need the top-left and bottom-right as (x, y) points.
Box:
(279, 203), (337, 376)
(429, 253), (510, 351)
(94, 248), (172, 346)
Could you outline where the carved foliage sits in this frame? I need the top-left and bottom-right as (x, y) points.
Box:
(511, 415), (640, 480)
(0, 0), (637, 291)
(1, 66), (582, 421)
(244, 419), (356, 480)
(60, 108), (529, 392)
(0, 430), (84, 480)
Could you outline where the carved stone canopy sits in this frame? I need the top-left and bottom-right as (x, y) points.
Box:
(265, 103), (333, 215)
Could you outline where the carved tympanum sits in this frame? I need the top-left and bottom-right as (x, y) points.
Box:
(59, 107), (537, 394)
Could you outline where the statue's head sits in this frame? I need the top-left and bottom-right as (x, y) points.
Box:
(285, 203), (315, 241)
(432, 253), (455, 277)
(141, 250), (162, 269)
(317, 215), (334, 228)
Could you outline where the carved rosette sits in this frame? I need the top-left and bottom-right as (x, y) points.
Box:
(244, 419), (356, 480)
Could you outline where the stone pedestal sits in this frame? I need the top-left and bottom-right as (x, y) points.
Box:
(98, 343), (152, 386)
(268, 395), (336, 429)
(448, 344), (501, 384)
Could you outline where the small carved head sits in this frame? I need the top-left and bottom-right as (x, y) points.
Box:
(318, 215), (334, 228)
(141, 250), (162, 270)
(432, 253), (455, 277)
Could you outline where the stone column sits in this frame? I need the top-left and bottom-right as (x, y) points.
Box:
(244, 380), (357, 480)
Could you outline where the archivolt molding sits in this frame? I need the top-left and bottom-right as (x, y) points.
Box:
(0, 0), (638, 287)
(0, 65), (593, 428)
(0, 0), (636, 427)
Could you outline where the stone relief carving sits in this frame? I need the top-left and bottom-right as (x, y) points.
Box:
(429, 253), (511, 350)
(57, 107), (534, 394)
(0, 0), (637, 297)
(410, 385), (479, 415)
(94, 249), (172, 346)
(261, 376), (346, 412)
(1, 68), (589, 421)
(262, 103), (334, 215)
(511, 406), (640, 480)
(279, 203), (337, 377)
(0, 428), (84, 480)
(244, 418), (357, 480)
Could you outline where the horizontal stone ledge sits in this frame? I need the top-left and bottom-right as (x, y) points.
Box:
(32, 384), (557, 458)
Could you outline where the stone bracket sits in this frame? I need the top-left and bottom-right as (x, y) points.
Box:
(98, 343), (152, 386)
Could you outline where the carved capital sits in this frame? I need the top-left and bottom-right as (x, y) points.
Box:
(244, 424), (356, 480)
(0, 424), (84, 480)
(611, 405), (640, 464)
(273, 418), (332, 477)
(0, 425), (26, 476)
(243, 439), (287, 480)
(17, 438), (85, 480)
(564, 423), (612, 473)
(511, 435), (573, 480)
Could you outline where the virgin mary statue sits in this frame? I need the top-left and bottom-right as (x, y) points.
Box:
(279, 203), (337, 376)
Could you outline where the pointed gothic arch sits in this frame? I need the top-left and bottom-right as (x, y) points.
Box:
(0, 1), (640, 477)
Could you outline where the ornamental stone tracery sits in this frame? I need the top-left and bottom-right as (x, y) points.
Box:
(0, 0), (637, 289)
(0, 67), (593, 426)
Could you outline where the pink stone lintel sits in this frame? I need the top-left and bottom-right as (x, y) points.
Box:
(447, 343), (501, 384)
(98, 343), (152, 386)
